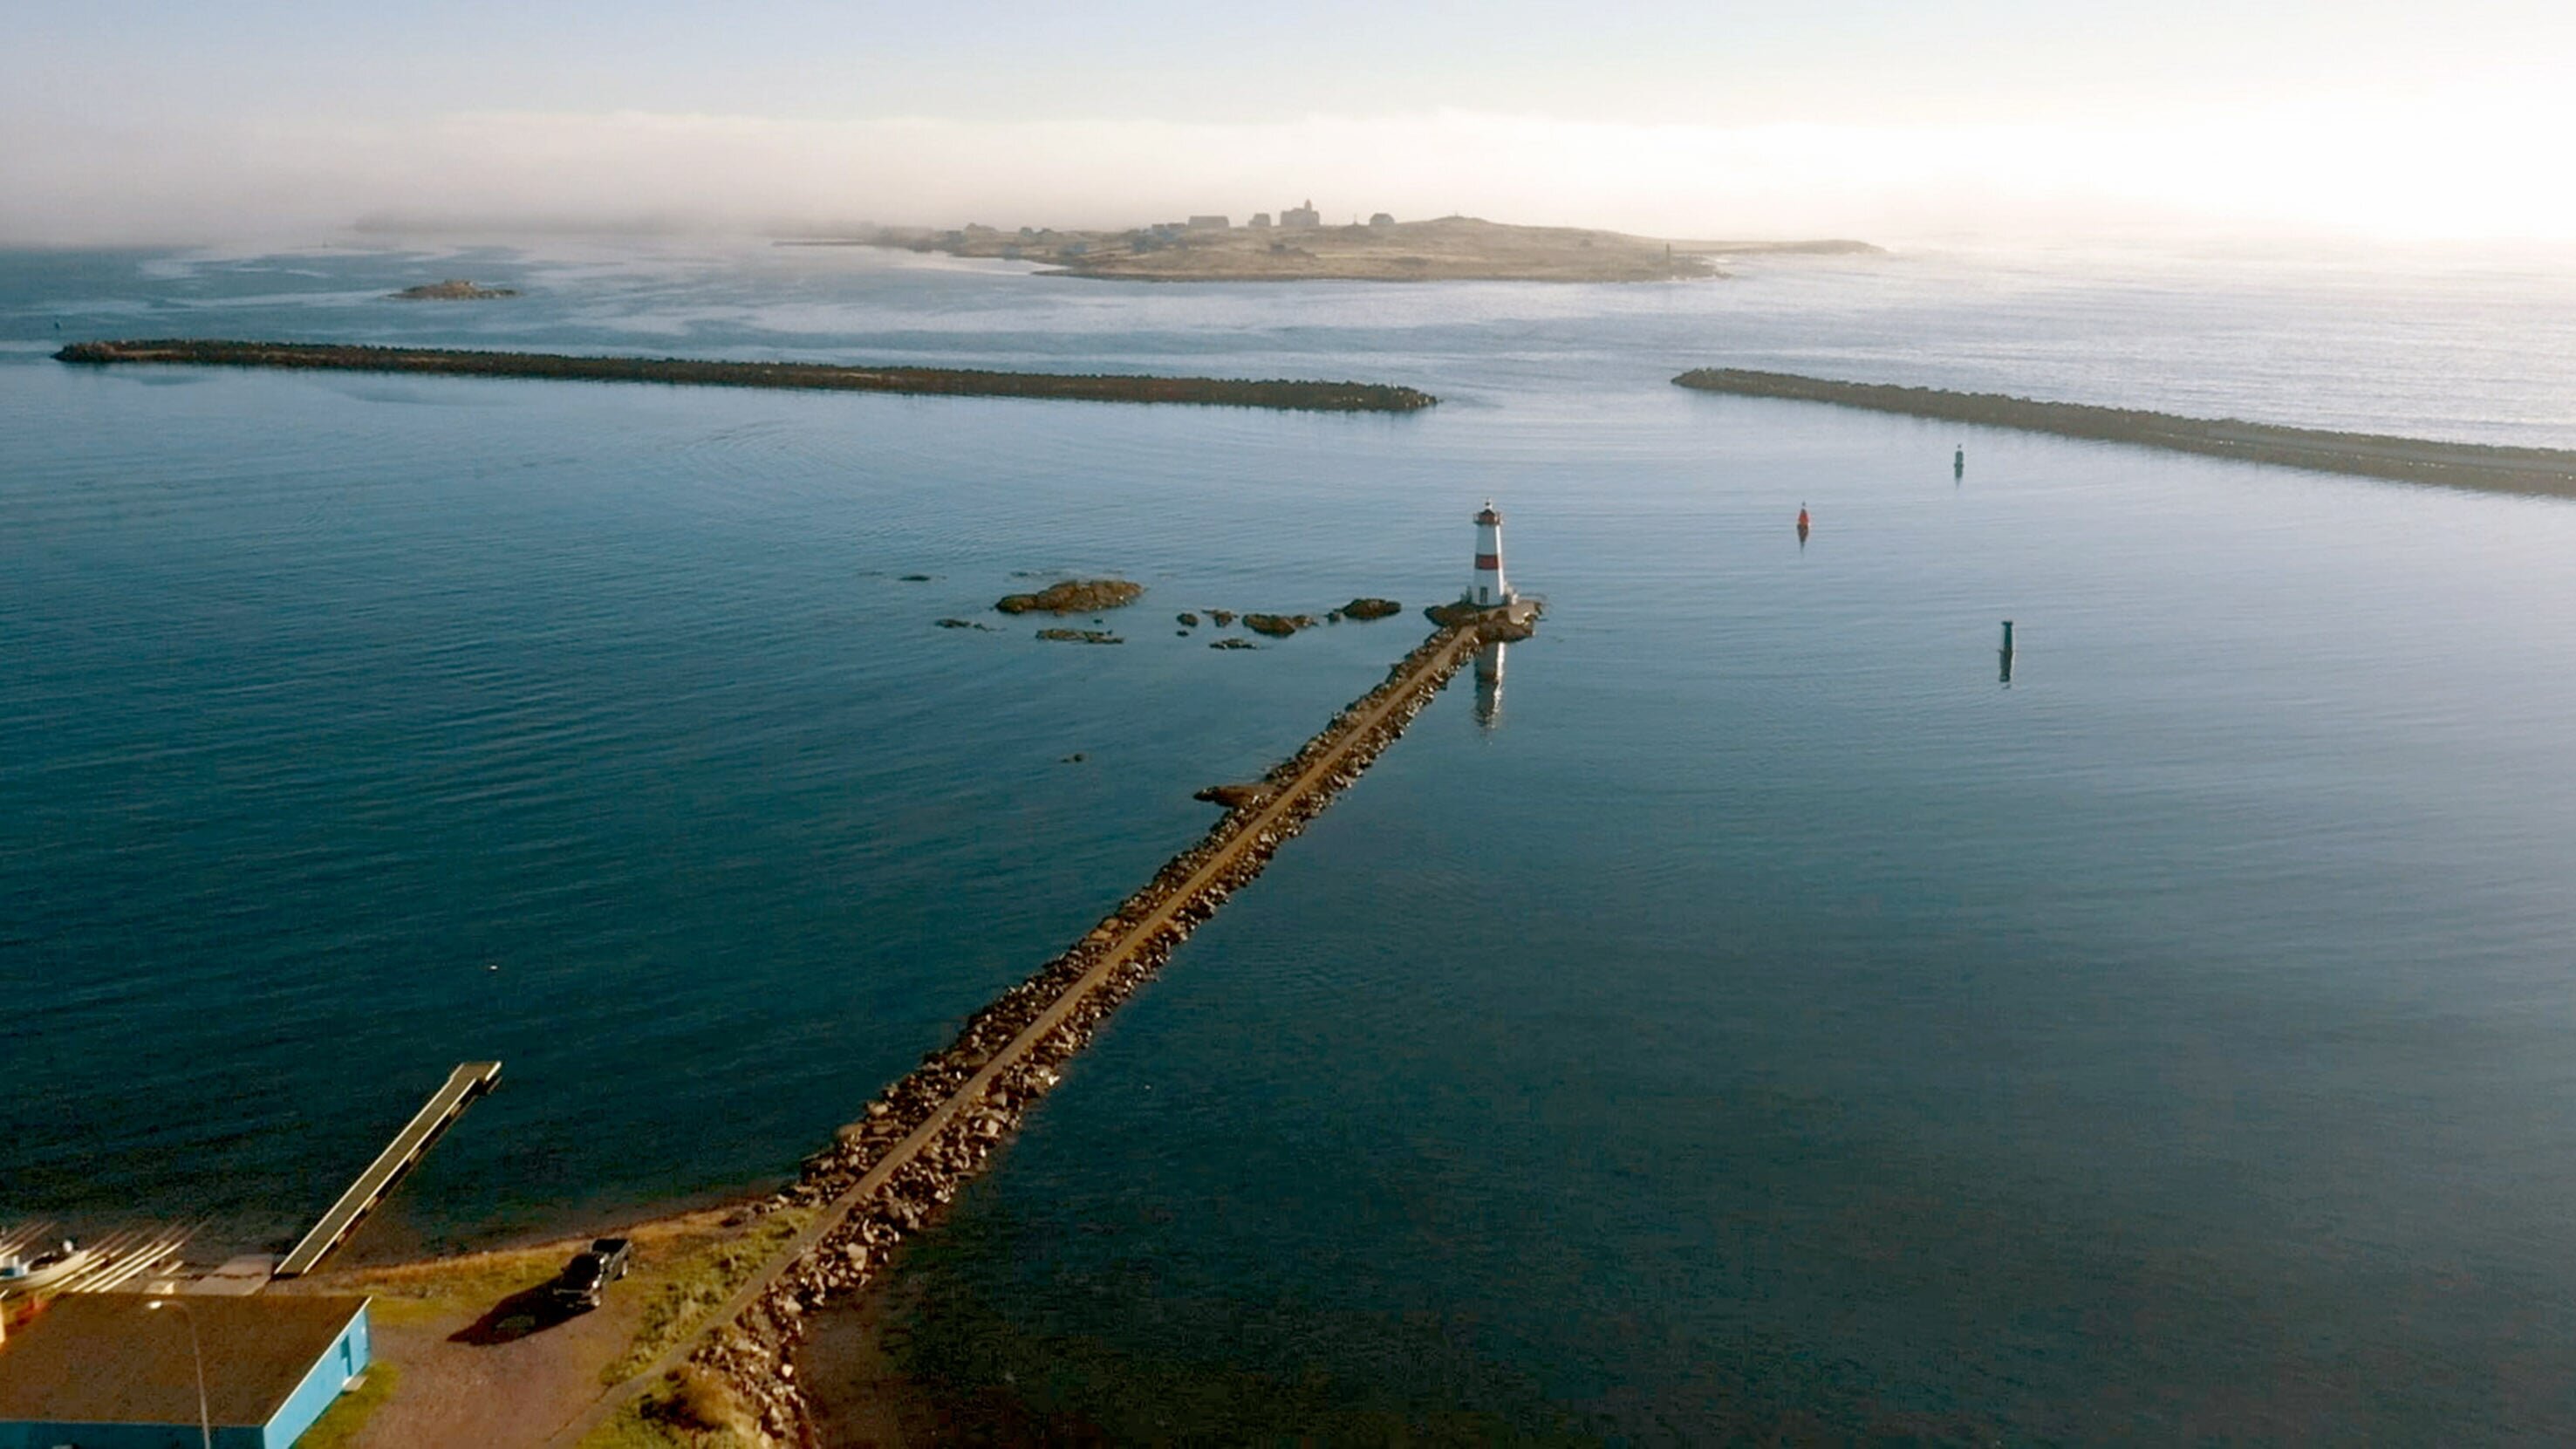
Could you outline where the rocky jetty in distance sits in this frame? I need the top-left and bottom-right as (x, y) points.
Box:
(390, 279), (519, 300)
(994, 579), (1144, 614)
(53, 341), (1438, 414)
(1675, 367), (2576, 499)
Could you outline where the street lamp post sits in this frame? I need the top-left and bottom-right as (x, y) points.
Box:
(146, 1298), (213, 1449)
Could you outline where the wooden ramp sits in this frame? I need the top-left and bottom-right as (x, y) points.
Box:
(275, 1061), (501, 1279)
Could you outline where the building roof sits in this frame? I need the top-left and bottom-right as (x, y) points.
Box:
(0, 1292), (366, 1427)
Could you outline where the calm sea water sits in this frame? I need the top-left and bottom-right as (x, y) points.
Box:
(7, 237), (2576, 1440)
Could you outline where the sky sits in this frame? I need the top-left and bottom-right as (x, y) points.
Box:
(4, 0), (2573, 244)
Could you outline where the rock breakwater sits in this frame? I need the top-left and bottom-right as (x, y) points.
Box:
(55, 340), (1438, 414)
(580, 612), (1534, 1446)
(1673, 367), (2576, 498)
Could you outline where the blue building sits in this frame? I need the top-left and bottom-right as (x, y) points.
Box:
(0, 1293), (370, 1449)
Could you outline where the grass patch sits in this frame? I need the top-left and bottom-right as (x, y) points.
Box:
(601, 1208), (814, 1385)
(577, 1369), (761, 1449)
(292, 1361), (399, 1449)
(309, 1246), (569, 1328)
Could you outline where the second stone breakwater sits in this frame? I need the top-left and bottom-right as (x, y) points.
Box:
(1675, 367), (2576, 498)
(55, 340), (1439, 413)
(554, 607), (1537, 1446)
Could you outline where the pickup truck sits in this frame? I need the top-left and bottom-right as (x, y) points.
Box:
(546, 1237), (633, 1312)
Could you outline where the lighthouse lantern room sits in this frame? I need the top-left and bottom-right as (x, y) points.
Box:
(1472, 501), (1510, 606)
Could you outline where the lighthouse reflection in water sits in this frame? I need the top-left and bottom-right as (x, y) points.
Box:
(1474, 641), (1506, 733)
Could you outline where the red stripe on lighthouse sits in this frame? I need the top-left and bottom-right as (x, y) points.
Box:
(1474, 554), (1500, 570)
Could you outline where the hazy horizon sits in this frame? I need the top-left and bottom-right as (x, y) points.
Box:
(8, 1), (2574, 248)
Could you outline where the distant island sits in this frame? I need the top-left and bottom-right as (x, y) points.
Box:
(54, 340), (1438, 412)
(1675, 368), (2576, 498)
(789, 213), (1877, 284)
(389, 279), (519, 300)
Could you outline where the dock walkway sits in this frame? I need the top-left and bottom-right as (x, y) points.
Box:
(277, 1061), (502, 1279)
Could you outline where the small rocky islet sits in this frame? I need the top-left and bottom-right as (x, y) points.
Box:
(994, 578), (1145, 615)
(388, 279), (520, 300)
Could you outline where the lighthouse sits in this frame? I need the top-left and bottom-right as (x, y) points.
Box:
(1472, 501), (1510, 607)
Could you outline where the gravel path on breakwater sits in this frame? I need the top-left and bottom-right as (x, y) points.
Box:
(550, 611), (1534, 1446)
(1675, 367), (2576, 497)
(54, 340), (1438, 413)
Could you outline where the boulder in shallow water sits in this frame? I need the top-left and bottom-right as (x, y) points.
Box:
(1341, 597), (1402, 620)
(995, 578), (1145, 614)
(1036, 627), (1123, 644)
(1243, 612), (1316, 638)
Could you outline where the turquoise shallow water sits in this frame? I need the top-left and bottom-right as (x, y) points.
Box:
(7, 238), (2576, 1439)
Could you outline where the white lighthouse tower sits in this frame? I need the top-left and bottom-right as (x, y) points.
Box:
(1472, 501), (1510, 607)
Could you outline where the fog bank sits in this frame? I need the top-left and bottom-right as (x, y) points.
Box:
(6, 103), (2570, 247)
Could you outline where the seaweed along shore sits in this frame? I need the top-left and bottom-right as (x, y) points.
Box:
(554, 605), (1539, 1446)
(56, 339), (1440, 413)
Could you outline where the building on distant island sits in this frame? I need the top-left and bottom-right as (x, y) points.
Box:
(1186, 215), (1229, 230)
(0, 1293), (372, 1449)
(1370, 212), (1396, 229)
(1247, 212), (1273, 229)
(1281, 199), (1321, 229)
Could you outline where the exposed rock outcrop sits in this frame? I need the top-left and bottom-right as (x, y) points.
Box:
(995, 579), (1145, 614)
(389, 279), (519, 300)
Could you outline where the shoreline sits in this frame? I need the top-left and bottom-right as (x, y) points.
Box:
(1673, 367), (2576, 498)
(54, 339), (1439, 413)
